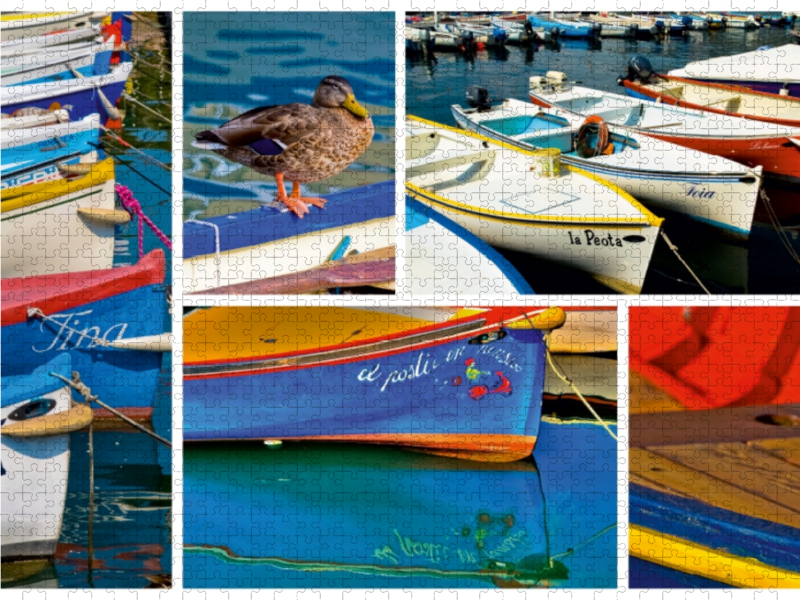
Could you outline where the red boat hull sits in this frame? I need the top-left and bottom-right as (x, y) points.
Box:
(642, 132), (800, 182)
(623, 75), (800, 128)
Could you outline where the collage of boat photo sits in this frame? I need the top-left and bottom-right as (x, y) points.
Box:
(1, 2), (800, 595)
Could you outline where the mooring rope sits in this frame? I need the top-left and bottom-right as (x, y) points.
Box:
(121, 92), (171, 124)
(101, 126), (171, 171)
(67, 64), (122, 121)
(116, 184), (173, 257)
(50, 371), (172, 448)
(659, 230), (711, 295)
(543, 337), (619, 442)
(760, 189), (800, 265)
(186, 219), (222, 288)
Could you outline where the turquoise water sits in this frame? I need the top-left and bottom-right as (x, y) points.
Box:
(183, 419), (617, 588)
(182, 12), (395, 214)
(407, 19), (800, 293)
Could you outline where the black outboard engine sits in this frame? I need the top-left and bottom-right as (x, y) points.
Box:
(627, 55), (654, 82)
(682, 16), (693, 29)
(466, 86), (491, 111)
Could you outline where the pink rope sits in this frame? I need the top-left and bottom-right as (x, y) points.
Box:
(116, 184), (172, 258)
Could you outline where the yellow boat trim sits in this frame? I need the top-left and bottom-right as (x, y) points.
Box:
(1, 403), (92, 437)
(405, 115), (663, 228)
(630, 525), (800, 588)
(1, 12), (75, 22)
(594, 273), (643, 295)
(184, 307), (440, 364)
(406, 183), (656, 229)
(1, 157), (114, 212)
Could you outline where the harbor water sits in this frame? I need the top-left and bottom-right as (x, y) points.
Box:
(182, 11), (395, 220)
(406, 20), (800, 293)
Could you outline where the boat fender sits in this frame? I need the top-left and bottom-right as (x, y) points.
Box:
(575, 116), (611, 158)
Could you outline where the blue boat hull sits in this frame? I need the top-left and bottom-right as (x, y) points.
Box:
(1, 285), (166, 416)
(527, 16), (599, 38)
(1, 128), (100, 186)
(184, 323), (546, 460)
(3, 81), (125, 123)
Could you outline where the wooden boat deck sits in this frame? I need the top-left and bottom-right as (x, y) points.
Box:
(629, 376), (800, 586)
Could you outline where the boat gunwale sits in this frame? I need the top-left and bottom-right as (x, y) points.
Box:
(528, 88), (800, 142)
(184, 307), (547, 376)
(451, 102), (760, 181)
(406, 115), (663, 227)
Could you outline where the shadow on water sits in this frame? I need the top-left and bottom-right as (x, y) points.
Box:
(406, 20), (800, 293)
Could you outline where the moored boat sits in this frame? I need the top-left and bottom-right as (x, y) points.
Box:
(489, 14), (552, 43)
(1, 354), (92, 561)
(529, 85), (800, 186)
(669, 13), (709, 30)
(1, 157), (118, 276)
(527, 14), (601, 39)
(668, 44), (800, 98)
(1, 60), (131, 123)
(0, 11), (97, 43)
(620, 67), (800, 127)
(584, 14), (637, 37)
(405, 196), (533, 296)
(183, 181), (395, 294)
(453, 96), (762, 238)
(1, 250), (169, 420)
(1, 39), (121, 86)
(405, 116), (663, 294)
(183, 306), (566, 461)
(711, 12), (758, 28)
(0, 24), (100, 56)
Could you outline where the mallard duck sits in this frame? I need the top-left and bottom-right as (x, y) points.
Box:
(194, 76), (374, 218)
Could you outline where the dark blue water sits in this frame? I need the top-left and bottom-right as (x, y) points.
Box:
(182, 12), (395, 216)
(183, 420), (616, 588)
(406, 18), (800, 293)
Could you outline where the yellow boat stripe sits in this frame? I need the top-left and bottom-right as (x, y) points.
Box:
(406, 183), (655, 228)
(1, 158), (114, 213)
(630, 525), (800, 588)
(405, 115), (663, 228)
(1, 12), (75, 22)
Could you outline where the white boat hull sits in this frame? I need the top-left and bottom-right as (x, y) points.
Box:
(0, 12), (96, 43)
(185, 216), (394, 294)
(1, 41), (116, 86)
(1, 174), (116, 277)
(1, 387), (71, 560)
(411, 196), (659, 294)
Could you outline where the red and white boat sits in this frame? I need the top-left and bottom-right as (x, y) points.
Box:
(529, 85), (800, 184)
(621, 72), (800, 128)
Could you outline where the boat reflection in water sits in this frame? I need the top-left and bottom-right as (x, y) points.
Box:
(184, 435), (615, 588)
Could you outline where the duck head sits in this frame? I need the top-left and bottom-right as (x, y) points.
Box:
(312, 76), (369, 119)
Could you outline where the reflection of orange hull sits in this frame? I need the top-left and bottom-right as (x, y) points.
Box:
(55, 542), (165, 574)
(203, 433), (536, 462)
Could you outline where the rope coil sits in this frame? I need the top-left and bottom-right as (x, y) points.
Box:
(116, 184), (172, 258)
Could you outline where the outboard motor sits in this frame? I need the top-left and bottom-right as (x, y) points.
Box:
(626, 55), (654, 83)
(682, 16), (693, 28)
(493, 26), (508, 44)
(466, 86), (492, 111)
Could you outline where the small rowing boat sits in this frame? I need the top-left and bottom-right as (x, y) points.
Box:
(405, 196), (533, 296)
(405, 116), (662, 294)
(183, 306), (566, 461)
(1, 354), (92, 561)
(529, 85), (800, 186)
(621, 64), (800, 128)
(453, 96), (762, 238)
(183, 181), (395, 294)
(0, 11), (97, 43)
(1, 60), (131, 123)
(1, 157), (117, 276)
(1, 39), (120, 86)
(668, 44), (800, 98)
(1, 113), (101, 189)
(1, 250), (168, 420)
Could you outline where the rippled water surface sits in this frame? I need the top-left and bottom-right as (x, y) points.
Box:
(183, 12), (395, 219)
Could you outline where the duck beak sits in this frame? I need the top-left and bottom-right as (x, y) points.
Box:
(342, 93), (369, 118)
